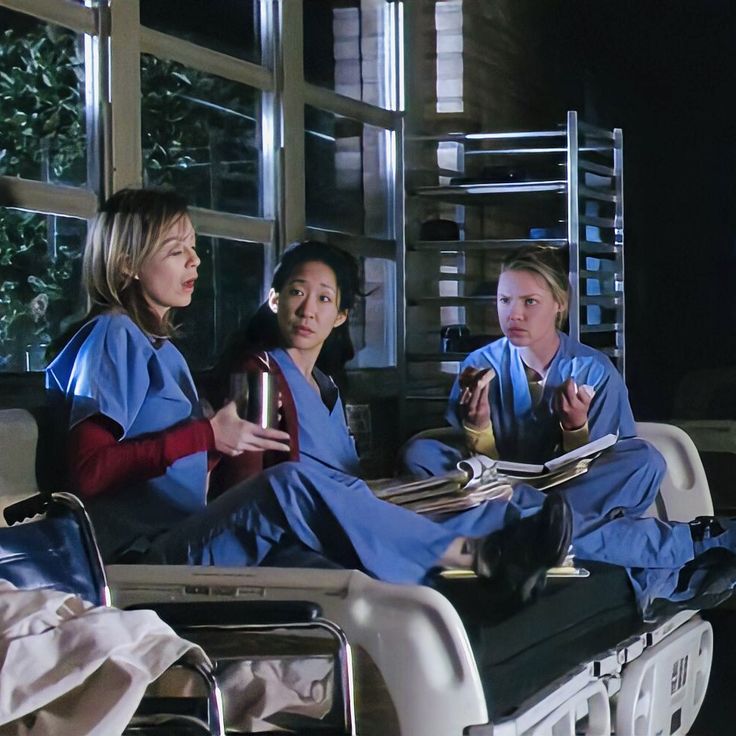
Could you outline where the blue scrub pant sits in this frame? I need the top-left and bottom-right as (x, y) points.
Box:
(402, 435), (699, 606)
(143, 461), (510, 584)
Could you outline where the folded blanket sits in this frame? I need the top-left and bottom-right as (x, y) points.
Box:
(0, 581), (208, 736)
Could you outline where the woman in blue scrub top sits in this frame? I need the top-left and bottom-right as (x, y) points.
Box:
(400, 246), (736, 611)
(48, 191), (572, 603)
(46, 188), (292, 561)
(401, 245), (663, 535)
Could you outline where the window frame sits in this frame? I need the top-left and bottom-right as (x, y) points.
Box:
(0, 0), (404, 387)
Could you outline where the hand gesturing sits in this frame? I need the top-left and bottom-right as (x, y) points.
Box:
(210, 401), (291, 457)
(555, 379), (595, 431)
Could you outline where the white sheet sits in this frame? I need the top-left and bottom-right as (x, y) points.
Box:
(218, 656), (334, 732)
(0, 581), (208, 736)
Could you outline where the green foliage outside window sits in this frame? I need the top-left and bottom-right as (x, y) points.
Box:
(141, 53), (260, 215)
(0, 20), (262, 371)
(0, 21), (86, 371)
(0, 23), (86, 182)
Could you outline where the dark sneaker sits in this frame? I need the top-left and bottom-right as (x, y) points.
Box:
(473, 492), (573, 605)
(690, 515), (736, 556)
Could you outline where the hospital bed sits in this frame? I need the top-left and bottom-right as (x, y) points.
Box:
(0, 408), (719, 734)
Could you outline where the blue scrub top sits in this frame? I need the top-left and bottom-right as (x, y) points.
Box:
(446, 331), (636, 463)
(268, 348), (361, 476)
(46, 312), (208, 558)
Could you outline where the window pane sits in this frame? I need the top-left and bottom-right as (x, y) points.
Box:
(305, 106), (391, 237)
(0, 209), (85, 372)
(176, 237), (265, 372)
(0, 9), (87, 186)
(304, 0), (394, 108)
(141, 55), (262, 216)
(141, 0), (262, 65)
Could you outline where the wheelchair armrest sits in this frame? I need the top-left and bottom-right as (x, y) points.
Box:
(126, 600), (323, 627)
(3, 492), (52, 526)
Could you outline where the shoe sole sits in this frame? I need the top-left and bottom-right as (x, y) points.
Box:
(540, 493), (573, 568)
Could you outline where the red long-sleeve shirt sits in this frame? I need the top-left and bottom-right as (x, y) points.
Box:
(68, 414), (218, 498)
(68, 351), (300, 500)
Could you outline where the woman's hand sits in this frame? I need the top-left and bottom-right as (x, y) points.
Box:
(556, 379), (595, 431)
(458, 367), (496, 430)
(210, 401), (291, 457)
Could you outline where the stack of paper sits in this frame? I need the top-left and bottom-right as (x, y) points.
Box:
(368, 456), (513, 515)
(368, 434), (618, 513)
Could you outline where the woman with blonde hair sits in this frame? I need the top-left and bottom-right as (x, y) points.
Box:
(47, 188), (291, 561)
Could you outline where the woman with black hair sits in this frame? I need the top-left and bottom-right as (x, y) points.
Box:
(203, 240), (361, 493)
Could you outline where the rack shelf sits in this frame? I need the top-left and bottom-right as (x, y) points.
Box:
(413, 238), (568, 251)
(580, 323), (623, 334)
(402, 111), (625, 435)
(414, 180), (567, 197)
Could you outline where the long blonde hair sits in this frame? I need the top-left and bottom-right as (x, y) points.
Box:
(83, 188), (190, 337)
(501, 246), (570, 328)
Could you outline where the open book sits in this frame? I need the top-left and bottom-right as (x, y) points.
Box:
(495, 433), (617, 475)
(368, 434), (616, 514)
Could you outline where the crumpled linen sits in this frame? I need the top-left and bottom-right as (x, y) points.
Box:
(218, 656), (334, 732)
(0, 581), (208, 736)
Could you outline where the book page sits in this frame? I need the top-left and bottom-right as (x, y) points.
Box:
(495, 458), (545, 475)
(492, 433), (617, 478)
(543, 433), (617, 472)
(519, 458), (593, 490)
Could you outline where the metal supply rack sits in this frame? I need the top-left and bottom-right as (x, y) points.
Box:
(402, 111), (624, 435)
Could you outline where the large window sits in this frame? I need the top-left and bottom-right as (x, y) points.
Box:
(140, 0), (262, 64)
(303, 0), (402, 370)
(0, 0), (402, 382)
(141, 55), (262, 217)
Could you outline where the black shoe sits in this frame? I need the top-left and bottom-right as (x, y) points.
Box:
(690, 515), (736, 556)
(473, 492), (573, 604)
(690, 516), (726, 543)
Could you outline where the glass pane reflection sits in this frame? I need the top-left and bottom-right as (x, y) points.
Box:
(177, 237), (265, 372)
(0, 209), (86, 372)
(305, 106), (391, 238)
(141, 55), (262, 217)
(0, 9), (87, 186)
(141, 0), (262, 64)
(304, 0), (393, 108)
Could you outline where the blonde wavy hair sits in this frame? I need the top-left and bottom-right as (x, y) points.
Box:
(83, 188), (190, 337)
(501, 246), (570, 328)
